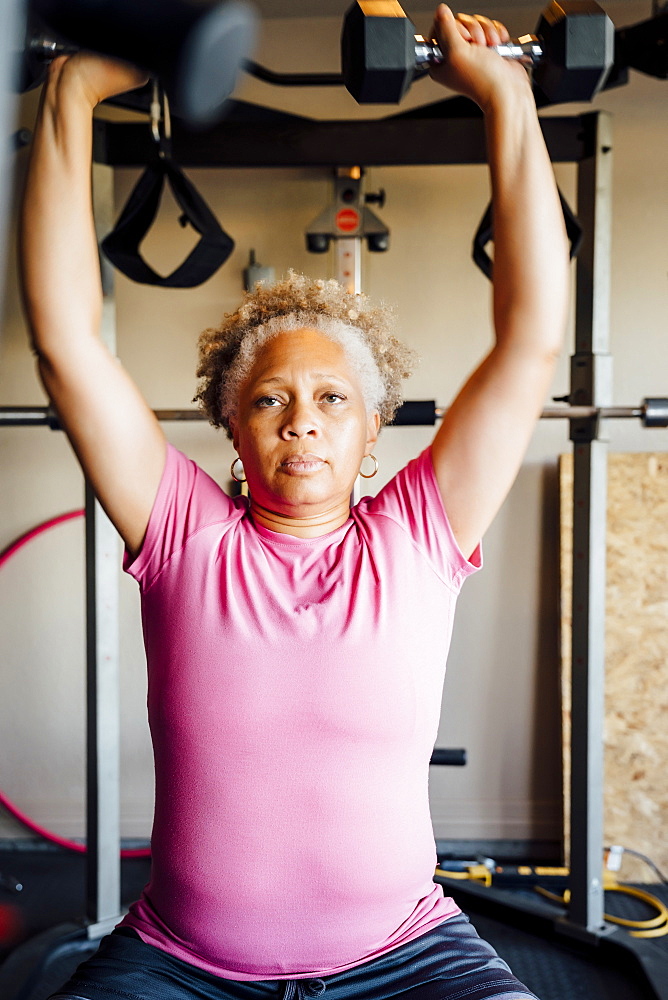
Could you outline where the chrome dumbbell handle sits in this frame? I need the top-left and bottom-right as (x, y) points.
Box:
(414, 34), (544, 70)
(29, 34), (78, 59)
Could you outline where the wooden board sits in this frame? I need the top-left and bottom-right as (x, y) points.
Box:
(560, 452), (668, 883)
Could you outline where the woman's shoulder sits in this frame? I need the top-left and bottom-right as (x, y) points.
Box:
(165, 444), (241, 512)
(354, 446), (481, 587)
(125, 444), (246, 587)
(359, 447), (438, 522)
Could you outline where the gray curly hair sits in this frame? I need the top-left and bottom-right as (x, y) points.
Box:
(194, 271), (418, 437)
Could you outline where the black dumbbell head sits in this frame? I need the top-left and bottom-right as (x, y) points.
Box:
(341, 0), (416, 104)
(24, 0), (257, 124)
(15, 10), (55, 93)
(534, 1), (614, 104)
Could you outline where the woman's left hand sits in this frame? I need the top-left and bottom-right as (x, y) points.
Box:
(428, 4), (531, 112)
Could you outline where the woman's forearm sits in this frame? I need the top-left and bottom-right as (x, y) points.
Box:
(484, 85), (570, 357)
(20, 61), (102, 364)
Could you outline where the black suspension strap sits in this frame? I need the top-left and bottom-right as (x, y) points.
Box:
(101, 85), (234, 288)
(472, 188), (583, 281)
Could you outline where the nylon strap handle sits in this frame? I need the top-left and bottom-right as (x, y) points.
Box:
(101, 157), (234, 288)
(472, 188), (583, 281)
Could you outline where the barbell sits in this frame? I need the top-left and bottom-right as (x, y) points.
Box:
(341, 0), (615, 105)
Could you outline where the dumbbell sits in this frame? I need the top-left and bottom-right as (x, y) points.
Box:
(16, 0), (258, 126)
(341, 0), (615, 105)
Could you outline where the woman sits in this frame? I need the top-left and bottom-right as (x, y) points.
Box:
(21, 6), (569, 1000)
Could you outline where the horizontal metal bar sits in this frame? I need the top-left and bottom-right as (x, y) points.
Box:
(0, 407), (61, 426)
(153, 409), (204, 422)
(0, 403), (655, 427)
(540, 405), (642, 419)
(155, 403), (650, 423)
(92, 111), (595, 169)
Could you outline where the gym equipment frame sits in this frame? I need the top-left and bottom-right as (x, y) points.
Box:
(2, 99), (667, 1000)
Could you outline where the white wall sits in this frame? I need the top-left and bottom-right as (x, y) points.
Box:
(1, 3), (667, 847)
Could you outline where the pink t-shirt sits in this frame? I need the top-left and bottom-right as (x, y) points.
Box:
(120, 443), (481, 980)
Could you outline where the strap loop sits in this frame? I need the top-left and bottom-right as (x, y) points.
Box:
(101, 91), (234, 289)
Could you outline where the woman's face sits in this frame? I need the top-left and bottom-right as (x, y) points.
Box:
(230, 328), (380, 518)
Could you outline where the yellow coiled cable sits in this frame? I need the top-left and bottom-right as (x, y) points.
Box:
(434, 864), (668, 938)
(434, 865), (492, 887)
(534, 872), (668, 938)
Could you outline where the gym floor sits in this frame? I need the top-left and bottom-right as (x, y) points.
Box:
(0, 844), (666, 1000)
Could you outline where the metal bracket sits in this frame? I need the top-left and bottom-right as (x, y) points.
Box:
(305, 167), (389, 293)
(554, 915), (618, 944)
(569, 352), (613, 443)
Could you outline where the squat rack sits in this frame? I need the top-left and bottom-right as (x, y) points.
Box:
(2, 97), (667, 999)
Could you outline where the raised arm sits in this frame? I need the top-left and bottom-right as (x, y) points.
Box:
(20, 55), (166, 557)
(428, 5), (570, 559)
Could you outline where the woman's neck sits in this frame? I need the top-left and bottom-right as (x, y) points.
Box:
(249, 499), (351, 538)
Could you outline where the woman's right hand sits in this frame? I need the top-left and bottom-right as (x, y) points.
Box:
(47, 51), (149, 109)
(428, 4), (531, 113)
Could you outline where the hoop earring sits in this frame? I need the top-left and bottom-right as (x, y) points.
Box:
(230, 457), (246, 483)
(359, 454), (379, 479)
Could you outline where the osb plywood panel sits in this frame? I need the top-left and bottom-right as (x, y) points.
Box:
(560, 453), (668, 884)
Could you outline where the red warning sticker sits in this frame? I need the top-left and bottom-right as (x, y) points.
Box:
(336, 208), (360, 233)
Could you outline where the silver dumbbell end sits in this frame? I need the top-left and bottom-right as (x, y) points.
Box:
(28, 34), (78, 59)
(642, 398), (668, 428)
